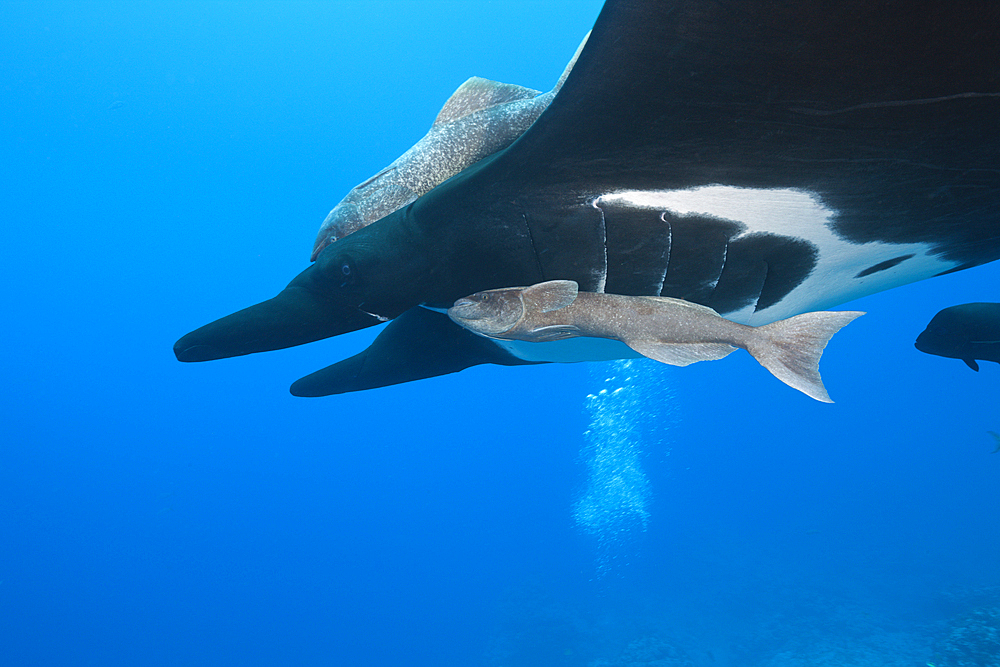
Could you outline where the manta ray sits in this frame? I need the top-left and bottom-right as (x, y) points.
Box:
(915, 302), (1000, 371)
(175, 0), (1000, 396)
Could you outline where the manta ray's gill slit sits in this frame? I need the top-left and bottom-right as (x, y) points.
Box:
(709, 239), (729, 292)
(592, 197), (677, 297)
(520, 212), (546, 283)
(590, 198), (608, 293)
(655, 211), (672, 297)
(752, 262), (770, 314)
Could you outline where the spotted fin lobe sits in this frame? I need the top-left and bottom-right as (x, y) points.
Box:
(433, 77), (541, 126)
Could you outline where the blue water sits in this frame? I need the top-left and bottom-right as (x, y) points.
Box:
(3, 2), (999, 666)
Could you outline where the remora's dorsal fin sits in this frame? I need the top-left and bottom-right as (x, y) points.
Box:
(637, 295), (723, 318)
(521, 280), (578, 313)
(433, 77), (541, 126)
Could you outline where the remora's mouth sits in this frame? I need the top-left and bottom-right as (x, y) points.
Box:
(447, 298), (485, 321)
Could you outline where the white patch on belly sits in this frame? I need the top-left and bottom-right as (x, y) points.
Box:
(598, 186), (830, 237)
(594, 186), (960, 324)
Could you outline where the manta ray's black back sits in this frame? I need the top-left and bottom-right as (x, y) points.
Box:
(496, 0), (1000, 268)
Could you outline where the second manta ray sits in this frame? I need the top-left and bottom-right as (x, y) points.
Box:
(449, 281), (864, 403)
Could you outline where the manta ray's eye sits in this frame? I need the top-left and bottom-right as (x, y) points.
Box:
(331, 256), (356, 288)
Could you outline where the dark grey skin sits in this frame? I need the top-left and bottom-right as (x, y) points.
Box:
(915, 303), (1000, 371)
(449, 280), (863, 402)
(174, 1), (1000, 397)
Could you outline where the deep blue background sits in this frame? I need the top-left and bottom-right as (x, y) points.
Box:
(2, 2), (998, 666)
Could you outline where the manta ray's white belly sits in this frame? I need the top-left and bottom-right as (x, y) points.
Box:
(595, 186), (960, 325)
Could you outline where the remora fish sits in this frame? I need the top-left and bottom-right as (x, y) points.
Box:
(309, 34), (589, 260)
(448, 280), (864, 402)
(915, 302), (1000, 371)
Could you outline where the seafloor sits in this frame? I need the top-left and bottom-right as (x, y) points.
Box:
(484, 585), (999, 667)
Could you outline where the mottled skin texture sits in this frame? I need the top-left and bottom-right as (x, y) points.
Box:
(311, 87), (551, 258)
(310, 35), (588, 260)
(451, 281), (758, 357)
(495, 291), (752, 346)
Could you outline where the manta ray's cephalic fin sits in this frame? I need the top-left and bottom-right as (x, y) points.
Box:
(289, 307), (542, 397)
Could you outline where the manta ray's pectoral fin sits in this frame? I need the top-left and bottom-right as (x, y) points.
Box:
(964, 358), (981, 371)
(289, 307), (542, 397)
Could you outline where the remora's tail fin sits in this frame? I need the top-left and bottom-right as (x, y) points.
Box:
(748, 311), (865, 403)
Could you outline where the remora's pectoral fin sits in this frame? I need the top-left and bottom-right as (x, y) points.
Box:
(433, 77), (541, 126)
(289, 308), (542, 397)
(521, 280), (579, 313)
(964, 358), (981, 371)
(626, 340), (738, 367)
(523, 324), (584, 342)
